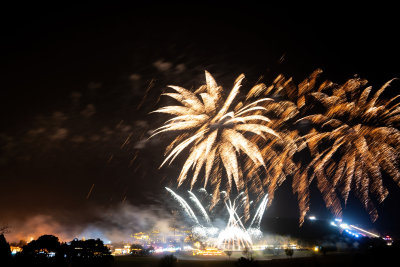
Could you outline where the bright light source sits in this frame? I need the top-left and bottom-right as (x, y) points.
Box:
(339, 223), (349, 229)
(313, 246), (319, 252)
(349, 225), (380, 238)
(309, 216), (316, 220)
(330, 221), (337, 226)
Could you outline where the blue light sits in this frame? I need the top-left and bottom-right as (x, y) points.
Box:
(340, 223), (350, 229)
(342, 228), (360, 239)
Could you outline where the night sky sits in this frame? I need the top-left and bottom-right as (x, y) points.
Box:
(1, 2), (399, 240)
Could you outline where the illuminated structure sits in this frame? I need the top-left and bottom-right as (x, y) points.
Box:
(132, 232), (150, 241)
(166, 187), (268, 251)
(10, 246), (22, 255)
(330, 218), (380, 239)
(193, 248), (223, 256)
(112, 244), (131, 255)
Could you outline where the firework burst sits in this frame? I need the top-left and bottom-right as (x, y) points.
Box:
(152, 71), (279, 206)
(244, 70), (400, 225)
(244, 71), (323, 222)
(154, 69), (400, 226)
(297, 76), (400, 223)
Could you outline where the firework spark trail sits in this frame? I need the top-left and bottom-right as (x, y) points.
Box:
(243, 71), (311, 221)
(218, 195), (253, 250)
(295, 77), (400, 223)
(120, 133), (132, 149)
(86, 183), (95, 200)
(152, 71), (279, 208)
(165, 187), (199, 224)
(224, 196), (247, 231)
(158, 70), (400, 226)
(167, 188), (268, 250)
(243, 69), (400, 224)
(249, 194), (268, 229)
(188, 191), (211, 225)
(136, 78), (155, 110)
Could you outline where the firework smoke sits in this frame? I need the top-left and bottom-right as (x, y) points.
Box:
(166, 187), (268, 250)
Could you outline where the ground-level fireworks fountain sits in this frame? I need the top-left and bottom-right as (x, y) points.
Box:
(166, 187), (268, 251)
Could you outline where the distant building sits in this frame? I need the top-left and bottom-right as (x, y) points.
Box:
(10, 246), (22, 255)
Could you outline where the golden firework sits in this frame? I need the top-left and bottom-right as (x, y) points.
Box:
(297, 76), (400, 223)
(244, 71), (321, 224)
(245, 70), (400, 225)
(152, 71), (279, 206)
(153, 69), (400, 226)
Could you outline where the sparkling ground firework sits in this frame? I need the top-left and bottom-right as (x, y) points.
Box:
(166, 187), (268, 251)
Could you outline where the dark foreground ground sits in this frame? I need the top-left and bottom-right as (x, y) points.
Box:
(113, 252), (392, 267)
(4, 251), (395, 267)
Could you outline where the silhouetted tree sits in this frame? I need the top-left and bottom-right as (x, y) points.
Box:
(0, 226), (9, 235)
(15, 236), (112, 266)
(130, 243), (144, 256)
(67, 238), (111, 258)
(64, 238), (113, 267)
(242, 246), (253, 259)
(0, 234), (11, 261)
(145, 246), (155, 255)
(285, 247), (294, 258)
(12, 239), (27, 248)
(159, 254), (177, 267)
(22, 234), (61, 257)
(17, 235), (62, 266)
(225, 250), (232, 260)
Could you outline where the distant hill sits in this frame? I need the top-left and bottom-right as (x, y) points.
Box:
(261, 217), (348, 246)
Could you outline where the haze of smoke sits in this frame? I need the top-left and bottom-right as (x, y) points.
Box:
(80, 202), (173, 243)
(5, 214), (71, 243)
(5, 202), (173, 244)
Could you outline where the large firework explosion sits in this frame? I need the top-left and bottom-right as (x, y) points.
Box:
(153, 69), (400, 225)
(243, 70), (329, 224)
(244, 70), (400, 224)
(297, 76), (400, 223)
(152, 71), (279, 209)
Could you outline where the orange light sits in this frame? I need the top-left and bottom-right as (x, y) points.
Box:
(194, 248), (223, 256)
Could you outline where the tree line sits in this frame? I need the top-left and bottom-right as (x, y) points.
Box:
(0, 233), (113, 267)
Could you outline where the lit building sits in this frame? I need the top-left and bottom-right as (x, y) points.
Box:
(10, 246), (22, 255)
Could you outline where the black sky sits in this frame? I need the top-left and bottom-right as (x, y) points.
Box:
(1, 2), (399, 239)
